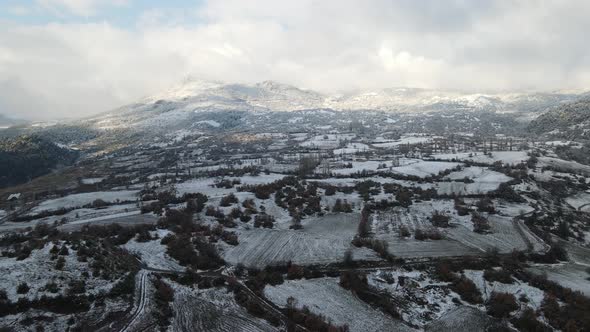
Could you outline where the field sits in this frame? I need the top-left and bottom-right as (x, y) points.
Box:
(372, 201), (546, 258)
(30, 190), (139, 214)
(527, 263), (590, 296)
(432, 151), (529, 165)
(222, 213), (379, 268)
(172, 284), (276, 332)
(264, 278), (416, 332)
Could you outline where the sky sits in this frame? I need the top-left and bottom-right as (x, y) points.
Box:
(1, 0), (590, 120)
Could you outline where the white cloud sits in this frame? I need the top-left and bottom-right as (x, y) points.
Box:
(36, 0), (129, 17)
(2, 0), (590, 119)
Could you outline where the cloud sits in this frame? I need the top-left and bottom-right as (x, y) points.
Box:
(36, 0), (129, 17)
(2, 0), (590, 119)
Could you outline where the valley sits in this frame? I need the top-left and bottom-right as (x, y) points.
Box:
(0, 82), (589, 332)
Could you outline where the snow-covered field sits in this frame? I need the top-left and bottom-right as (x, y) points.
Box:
(123, 230), (184, 272)
(176, 174), (286, 198)
(300, 134), (356, 149)
(432, 151), (528, 165)
(444, 216), (546, 254)
(368, 269), (459, 327)
(333, 143), (371, 155)
(172, 284), (276, 332)
(30, 190), (139, 214)
(372, 201), (545, 258)
(223, 213), (379, 268)
(537, 157), (590, 175)
(463, 270), (545, 309)
(264, 278), (416, 332)
(332, 159), (459, 178)
(0, 242), (116, 302)
(526, 263), (590, 296)
(372, 136), (432, 148)
(565, 192), (590, 211)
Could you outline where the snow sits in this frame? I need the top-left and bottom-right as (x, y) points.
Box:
(0, 242), (116, 302)
(264, 278), (416, 332)
(436, 167), (512, 195)
(424, 306), (498, 332)
(463, 270), (545, 310)
(432, 151), (529, 165)
(222, 213), (380, 268)
(331, 159), (460, 178)
(195, 120), (221, 127)
(333, 143), (371, 155)
(30, 190), (139, 214)
(537, 157), (590, 175)
(527, 263), (590, 296)
(176, 174), (285, 198)
(171, 284), (276, 332)
(81, 177), (105, 185)
(373, 136), (432, 148)
(123, 230), (185, 272)
(368, 269), (460, 327)
(565, 192), (590, 210)
(300, 134), (356, 149)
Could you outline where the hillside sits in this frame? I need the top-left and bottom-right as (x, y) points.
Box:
(528, 98), (590, 139)
(0, 135), (79, 188)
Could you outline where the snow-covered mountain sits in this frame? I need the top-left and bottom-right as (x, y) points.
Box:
(140, 78), (585, 114)
(86, 78), (586, 128)
(12, 79), (588, 147)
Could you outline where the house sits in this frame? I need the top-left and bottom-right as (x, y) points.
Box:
(7, 193), (21, 201)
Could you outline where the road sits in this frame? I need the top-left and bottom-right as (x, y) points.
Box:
(119, 270), (150, 332)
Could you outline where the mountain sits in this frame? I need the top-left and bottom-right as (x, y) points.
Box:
(0, 113), (27, 128)
(7, 79), (589, 149)
(528, 97), (590, 139)
(82, 79), (585, 130)
(140, 78), (585, 114)
(0, 135), (79, 188)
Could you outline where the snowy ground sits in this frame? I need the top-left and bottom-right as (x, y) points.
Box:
(171, 284), (276, 332)
(176, 174), (285, 198)
(222, 213), (380, 268)
(565, 192), (590, 211)
(368, 269), (459, 327)
(372, 136), (432, 148)
(299, 134), (357, 149)
(264, 278), (416, 332)
(0, 242), (116, 302)
(444, 215), (546, 254)
(462, 270), (545, 309)
(526, 263), (590, 296)
(537, 157), (590, 175)
(424, 306), (501, 332)
(438, 166), (512, 195)
(432, 151), (529, 165)
(333, 143), (371, 155)
(372, 201), (545, 258)
(123, 230), (184, 272)
(30, 190), (139, 214)
(331, 159), (460, 178)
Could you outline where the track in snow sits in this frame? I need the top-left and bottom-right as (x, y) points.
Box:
(120, 270), (149, 332)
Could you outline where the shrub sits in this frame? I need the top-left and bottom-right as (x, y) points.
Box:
(487, 292), (518, 318)
(17, 283), (30, 294)
(484, 268), (513, 284)
(511, 308), (552, 332)
(452, 277), (482, 304)
(220, 193), (239, 207)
